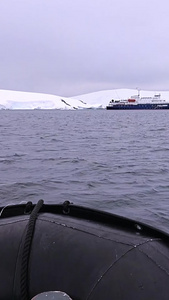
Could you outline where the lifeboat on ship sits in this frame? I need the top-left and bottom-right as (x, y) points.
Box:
(128, 98), (136, 103)
(1, 200), (169, 300)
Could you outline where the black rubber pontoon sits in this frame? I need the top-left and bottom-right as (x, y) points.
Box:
(1, 200), (169, 300)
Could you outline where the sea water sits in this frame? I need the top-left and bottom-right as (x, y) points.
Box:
(1, 109), (169, 233)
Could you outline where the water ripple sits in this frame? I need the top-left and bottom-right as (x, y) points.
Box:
(1, 110), (169, 233)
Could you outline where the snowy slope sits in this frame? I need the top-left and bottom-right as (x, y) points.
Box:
(0, 89), (92, 110)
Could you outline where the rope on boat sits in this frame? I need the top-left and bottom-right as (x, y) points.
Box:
(20, 199), (44, 300)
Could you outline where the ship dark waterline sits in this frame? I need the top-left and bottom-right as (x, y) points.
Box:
(106, 92), (169, 109)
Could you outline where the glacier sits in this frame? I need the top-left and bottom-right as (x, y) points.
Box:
(0, 89), (99, 110)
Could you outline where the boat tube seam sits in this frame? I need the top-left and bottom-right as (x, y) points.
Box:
(86, 238), (165, 300)
(138, 247), (169, 276)
(37, 216), (142, 247)
(146, 242), (169, 261)
(0, 214), (163, 247)
(0, 218), (29, 227)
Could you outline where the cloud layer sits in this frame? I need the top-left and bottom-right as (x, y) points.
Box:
(1, 0), (169, 96)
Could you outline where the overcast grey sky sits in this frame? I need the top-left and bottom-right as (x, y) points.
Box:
(0, 0), (169, 96)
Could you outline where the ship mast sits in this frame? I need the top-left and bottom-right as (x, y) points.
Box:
(136, 88), (140, 98)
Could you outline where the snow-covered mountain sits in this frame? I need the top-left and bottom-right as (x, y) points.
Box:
(0, 89), (95, 110)
(1, 88), (169, 110)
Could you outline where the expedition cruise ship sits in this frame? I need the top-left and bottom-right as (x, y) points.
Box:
(106, 92), (169, 110)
